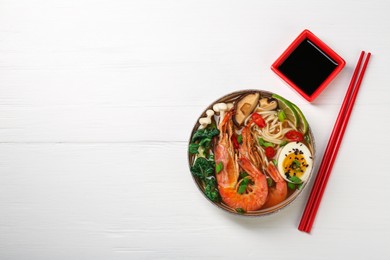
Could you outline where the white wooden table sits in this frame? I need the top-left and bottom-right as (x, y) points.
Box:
(1, 0), (389, 259)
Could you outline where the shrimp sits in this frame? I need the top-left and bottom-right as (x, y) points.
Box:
(214, 112), (268, 211)
(214, 111), (239, 189)
(239, 120), (263, 169)
(262, 162), (287, 208)
(218, 157), (268, 212)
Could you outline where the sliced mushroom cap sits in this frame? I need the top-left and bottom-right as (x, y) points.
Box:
(233, 92), (260, 126)
(258, 97), (278, 111)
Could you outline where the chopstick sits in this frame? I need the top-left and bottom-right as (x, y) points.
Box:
(298, 51), (366, 230)
(303, 52), (371, 231)
(298, 51), (371, 233)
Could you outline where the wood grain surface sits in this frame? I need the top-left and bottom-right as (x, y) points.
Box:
(1, 0), (389, 259)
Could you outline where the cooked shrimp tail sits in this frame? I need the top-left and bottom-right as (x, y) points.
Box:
(262, 162), (287, 208)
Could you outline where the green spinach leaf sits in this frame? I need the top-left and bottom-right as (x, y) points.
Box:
(204, 177), (220, 202)
(188, 143), (200, 154)
(190, 157), (215, 179)
(191, 128), (220, 143)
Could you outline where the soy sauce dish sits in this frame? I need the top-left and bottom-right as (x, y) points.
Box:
(272, 30), (345, 102)
(188, 90), (315, 216)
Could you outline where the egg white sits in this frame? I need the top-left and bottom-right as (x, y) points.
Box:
(277, 142), (313, 183)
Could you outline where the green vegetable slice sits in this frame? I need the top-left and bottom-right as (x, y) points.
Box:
(267, 177), (274, 187)
(292, 160), (301, 167)
(272, 94), (299, 127)
(237, 134), (243, 144)
(258, 138), (274, 147)
(290, 103), (309, 134)
(289, 176), (303, 184)
(278, 110), (286, 122)
(237, 177), (254, 194)
(272, 94), (309, 134)
(236, 208), (246, 214)
(272, 159), (278, 166)
(239, 172), (249, 179)
(287, 182), (296, 190)
(216, 162), (223, 174)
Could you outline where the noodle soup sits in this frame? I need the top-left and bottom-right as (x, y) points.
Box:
(188, 90), (315, 216)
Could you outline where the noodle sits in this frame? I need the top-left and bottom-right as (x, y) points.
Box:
(251, 109), (298, 145)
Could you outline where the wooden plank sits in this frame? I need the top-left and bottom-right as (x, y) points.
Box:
(0, 142), (387, 259)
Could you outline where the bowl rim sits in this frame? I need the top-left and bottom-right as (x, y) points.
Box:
(187, 89), (316, 217)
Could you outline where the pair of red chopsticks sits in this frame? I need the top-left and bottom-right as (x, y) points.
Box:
(298, 51), (371, 233)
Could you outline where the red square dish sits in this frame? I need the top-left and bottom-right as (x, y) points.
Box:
(271, 29), (345, 102)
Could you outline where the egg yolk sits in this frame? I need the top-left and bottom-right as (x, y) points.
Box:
(282, 152), (308, 179)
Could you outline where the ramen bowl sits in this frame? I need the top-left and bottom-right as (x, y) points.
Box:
(188, 90), (316, 216)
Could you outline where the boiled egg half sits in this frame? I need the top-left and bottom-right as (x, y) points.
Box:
(277, 142), (313, 183)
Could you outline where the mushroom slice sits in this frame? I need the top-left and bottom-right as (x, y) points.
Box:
(233, 92), (260, 126)
(258, 97), (278, 111)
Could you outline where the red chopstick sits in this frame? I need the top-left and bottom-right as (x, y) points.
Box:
(299, 52), (365, 228)
(298, 51), (365, 230)
(303, 52), (371, 232)
(298, 51), (371, 233)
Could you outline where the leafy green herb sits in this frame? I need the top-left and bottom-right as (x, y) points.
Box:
(238, 177), (254, 194)
(189, 127), (219, 157)
(238, 178), (249, 194)
(258, 138), (274, 148)
(237, 134), (243, 144)
(204, 177), (221, 202)
(190, 157), (215, 179)
(237, 184), (247, 194)
(189, 143), (200, 154)
(236, 208), (246, 214)
(190, 126), (222, 203)
(198, 137), (212, 150)
(278, 110), (286, 122)
(287, 182), (296, 190)
(287, 180), (303, 190)
(191, 128), (220, 143)
(291, 160), (302, 172)
(292, 160), (301, 167)
(267, 177), (274, 187)
(216, 162), (223, 174)
(289, 176), (302, 184)
(191, 157), (221, 202)
(239, 172), (249, 179)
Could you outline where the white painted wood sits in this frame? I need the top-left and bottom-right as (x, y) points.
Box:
(0, 0), (389, 259)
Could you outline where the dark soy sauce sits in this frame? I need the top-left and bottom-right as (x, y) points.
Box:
(278, 39), (338, 96)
